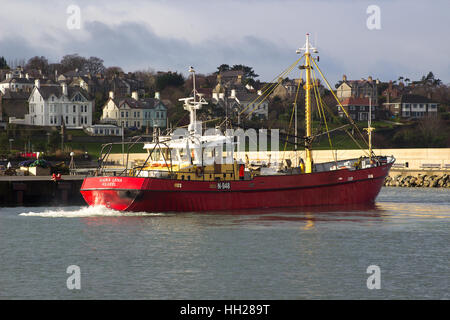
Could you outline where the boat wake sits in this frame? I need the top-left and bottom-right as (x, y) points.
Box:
(19, 206), (165, 218)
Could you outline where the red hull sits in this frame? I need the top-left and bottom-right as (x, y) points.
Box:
(80, 163), (392, 212)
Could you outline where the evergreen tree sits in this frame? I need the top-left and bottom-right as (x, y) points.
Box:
(0, 56), (9, 69)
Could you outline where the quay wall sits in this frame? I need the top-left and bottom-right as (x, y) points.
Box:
(0, 176), (85, 206)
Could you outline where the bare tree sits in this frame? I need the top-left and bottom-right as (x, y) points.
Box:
(84, 56), (105, 74)
(60, 54), (87, 73)
(25, 56), (49, 75)
(105, 66), (123, 78)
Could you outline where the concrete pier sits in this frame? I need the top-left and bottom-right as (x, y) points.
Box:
(0, 175), (86, 207)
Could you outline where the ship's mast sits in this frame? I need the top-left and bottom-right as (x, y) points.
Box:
(297, 33), (317, 173)
(364, 95), (375, 162)
(178, 67), (207, 135)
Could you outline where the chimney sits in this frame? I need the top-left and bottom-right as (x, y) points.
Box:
(62, 82), (68, 96)
(154, 92), (160, 100)
(132, 91), (138, 100)
(342, 74), (347, 82)
(109, 91), (114, 99)
(34, 79), (40, 88)
(368, 76), (373, 82)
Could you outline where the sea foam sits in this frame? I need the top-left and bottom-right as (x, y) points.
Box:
(19, 205), (164, 218)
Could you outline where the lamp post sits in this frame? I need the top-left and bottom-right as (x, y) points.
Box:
(69, 151), (75, 175)
(8, 138), (14, 153)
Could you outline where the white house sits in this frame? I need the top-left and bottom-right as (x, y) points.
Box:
(101, 91), (167, 129)
(382, 94), (438, 119)
(25, 80), (94, 127)
(85, 124), (123, 136)
(0, 73), (34, 94)
(228, 89), (269, 120)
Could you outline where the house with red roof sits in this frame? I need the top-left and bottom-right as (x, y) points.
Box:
(337, 97), (378, 121)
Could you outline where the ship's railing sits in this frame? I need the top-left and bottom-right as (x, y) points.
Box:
(315, 155), (393, 172)
(96, 134), (173, 177)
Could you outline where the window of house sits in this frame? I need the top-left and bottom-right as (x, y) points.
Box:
(121, 111), (124, 118)
(73, 117), (75, 124)
(65, 116), (68, 124)
(73, 105), (76, 113)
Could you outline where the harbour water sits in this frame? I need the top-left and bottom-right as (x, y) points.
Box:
(0, 187), (448, 299)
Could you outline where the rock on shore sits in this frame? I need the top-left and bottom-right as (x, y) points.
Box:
(384, 173), (450, 188)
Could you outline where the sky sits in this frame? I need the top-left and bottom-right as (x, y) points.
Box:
(0, 0), (449, 86)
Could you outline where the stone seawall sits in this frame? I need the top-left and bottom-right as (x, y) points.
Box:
(384, 173), (450, 188)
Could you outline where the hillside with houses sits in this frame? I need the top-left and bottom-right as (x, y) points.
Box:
(0, 54), (449, 159)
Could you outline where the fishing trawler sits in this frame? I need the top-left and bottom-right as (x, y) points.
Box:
(80, 34), (395, 212)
